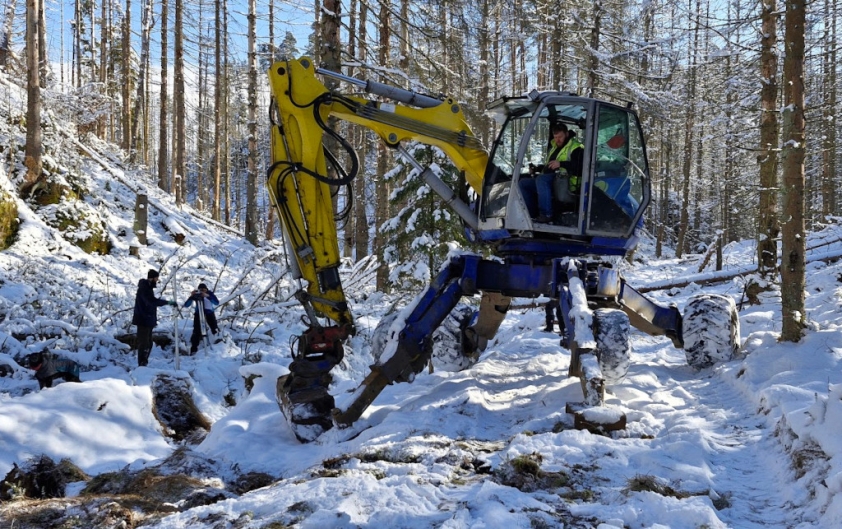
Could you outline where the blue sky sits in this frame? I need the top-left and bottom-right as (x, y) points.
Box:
(39, 0), (317, 86)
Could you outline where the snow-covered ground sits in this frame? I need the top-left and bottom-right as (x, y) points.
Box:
(3, 71), (842, 528)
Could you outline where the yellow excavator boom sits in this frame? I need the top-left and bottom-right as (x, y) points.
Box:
(266, 57), (488, 328)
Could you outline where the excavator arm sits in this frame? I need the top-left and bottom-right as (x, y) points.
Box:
(267, 58), (487, 323)
(266, 57), (488, 441)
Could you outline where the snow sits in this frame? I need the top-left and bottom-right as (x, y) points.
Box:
(4, 74), (842, 528)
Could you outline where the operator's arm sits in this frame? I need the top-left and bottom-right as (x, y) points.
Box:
(138, 283), (169, 310)
(557, 147), (584, 177)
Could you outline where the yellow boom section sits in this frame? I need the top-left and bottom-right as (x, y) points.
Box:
(266, 57), (488, 326)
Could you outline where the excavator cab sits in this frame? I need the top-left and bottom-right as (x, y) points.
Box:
(478, 91), (650, 255)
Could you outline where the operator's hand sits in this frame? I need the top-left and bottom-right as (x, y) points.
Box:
(547, 160), (560, 171)
(168, 300), (178, 307)
(528, 162), (537, 174)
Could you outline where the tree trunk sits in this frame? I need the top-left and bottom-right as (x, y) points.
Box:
(222, 0), (231, 225)
(74, 0), (81, 87)
(779, 0), (806, 342)
(196, 10), (206, 212)
(130, 0), (154, 164)
(676, 0), (700, 259)
(587, 0), (602, 96)
(374, 1), (391, 290)
(122, 0), (132, 151)
(265, 0), (276, 241)
(20, 0), (42, 197)
(352, 0), (369, 261)
(98, 0), (109, 138)
(477, 0), (491, 145)
(757, 0), (779, 278)
(0, 0), (16, 67)
(37, 0), (46, 85)
(820, 0), (837, 218)
(244, 0), (258, 244)
(174, 0), (186, 206)
(212, 0), (222, 220)
(158, 0), (169, 192)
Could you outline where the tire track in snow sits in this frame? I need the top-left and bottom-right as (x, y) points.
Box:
(683, 371), (796, 527)
(624, 355), (804, 528)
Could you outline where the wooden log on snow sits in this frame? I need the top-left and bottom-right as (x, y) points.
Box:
(114, 331), (174, 349)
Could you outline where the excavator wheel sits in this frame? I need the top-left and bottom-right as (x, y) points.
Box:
(682, 294), (740, 369)
(372, 304), (478, 373)
(431, 304), (478, 372)
(371, 311), (400, 364)
(593, 308), (631, 385)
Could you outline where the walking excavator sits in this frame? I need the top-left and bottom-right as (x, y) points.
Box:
(266, 57), (741, 442)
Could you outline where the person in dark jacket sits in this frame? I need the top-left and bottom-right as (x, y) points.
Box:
(132, 269), (177, 367)
(183, 283), (220, 354)
(27, 351), (81, 389)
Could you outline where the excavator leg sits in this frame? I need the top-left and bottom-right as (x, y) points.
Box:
(332, 255), (481, 428)
(465, 291), (511, 354)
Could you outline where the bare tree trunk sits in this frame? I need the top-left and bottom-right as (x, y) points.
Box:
(312, 0), (320, 64)
(122, 0), (132, 151)
(779, 0), (806, 342)
(222, 0), (231, 225)
(74, 0), (81, 87)
(821, 0), (837, 218)
(676, 0), (700, 259)
(342, 0), (358, 258)
(0, 0), (16, 68)
(212, 0), (222, 219)
(37, 0), (46, 85)
(21, 0), (42, 197)
(399, 0), (409, 72)
(158, 0), (169, 192)
(196, 10), (206, 211)
(130, 0), (154, 164)
(757, 0), (779, 278)
(655, 127), (672, 258)
(265, 0), (276, 241)
(244, 0), (258, 244)
(353, 0), (369, 261)
(374, 1), (391, 290)
(173, 0), (185, 205)
(587, 0), (602, 96)
(98, 0), (109, 138)
(477, 0), (491, 145)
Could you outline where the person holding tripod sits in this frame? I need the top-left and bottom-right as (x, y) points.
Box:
(183, 283), (220, 354)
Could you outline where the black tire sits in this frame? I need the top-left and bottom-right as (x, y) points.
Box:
(372, 304), (477, 372)
(593, 308), (631, 385)
(683, 294), (740, 369)
(371, 311), (401, 364)
(431, 304), (478, 372)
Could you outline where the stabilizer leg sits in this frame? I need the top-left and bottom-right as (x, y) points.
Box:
(465, 291), (511, 353)
(557, 259), (626, 431)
